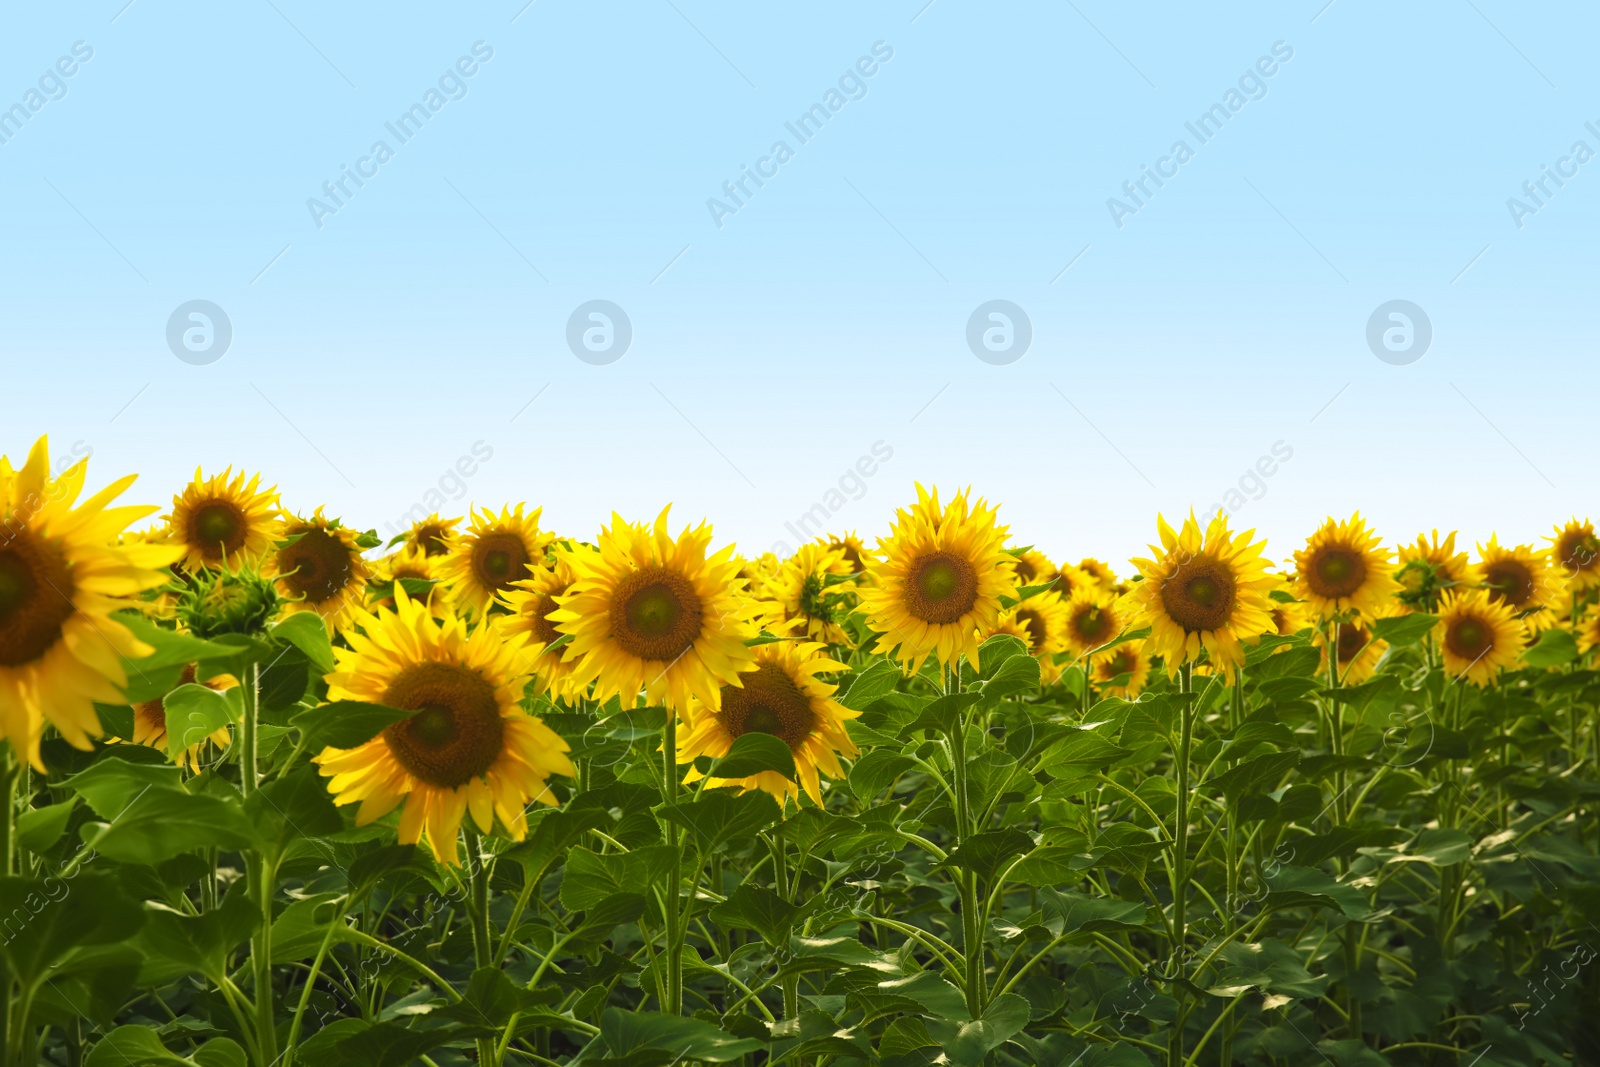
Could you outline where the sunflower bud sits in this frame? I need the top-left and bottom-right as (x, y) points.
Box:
(177, 566), (281, 639)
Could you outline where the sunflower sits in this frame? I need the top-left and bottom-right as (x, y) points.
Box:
(754, 541), (857, 645)
(129, 663), (235, 769)
(993, 592), (1069, 681)
(1434, 588), (1526, 687)
(825, 532), (869, 576)
(436, 505), (551, 618)
(551, 507), (759, 713)
(273, 508), (370, 631)
(1395, 529), (1469, 613)
(399, 513), (461, 558)
(1474, 536), (1564, 633)
(1077, 557), (1117, 589)
(313, 588), (573, 866)
(1292, 513), (1401, 622)
(1124, 511), (1276, 682)
(678, 639), (858, 805)
(0, 437), (182, 767)
(1315, 621), (1387, 685)
(1061, 586), (1125, 658)
(1576, 606), (1600, 657)
(1263, 577), (1310, 638)
(859, 485), (1018, 673)
(163, 467), (282, 572)
(370, 545), (437, 612)
(1091, 642), (1151, 699)
(1011, 548), (1057, 590)
(1549, 519), (1600, 594)
(500, 556), (583, 700)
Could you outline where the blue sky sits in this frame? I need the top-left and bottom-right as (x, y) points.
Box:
(2, 1), (1594, 570)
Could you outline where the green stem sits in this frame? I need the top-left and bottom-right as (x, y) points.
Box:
(662, 708), (683, 1015)
(283, 896), (349, 1063)
(239, 663), (278, 1067)
(466, 832), (500, 1066)
(946, 661), (986, 1017)
(1169, 662), (1193, 1067)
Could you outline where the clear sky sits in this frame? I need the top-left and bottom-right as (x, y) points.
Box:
(3, 1), (1594, 572)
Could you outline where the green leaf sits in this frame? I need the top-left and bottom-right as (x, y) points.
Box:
(0, 874), (146, 990)
(296, 1020), (490, 1067)
(246, 763), (343, 859)
(849, 750), (917, 799)
(907, 690), (984, 733)
(599, 1007), (764, 1061)
(293, 700), (413, 751)
(711, 884), (804, 945)
(560, 845), (677, 911)
(1210, 751), (1299, 801)
(1523, 626), (1579, 668)
(134, 883), (260, 984)
(1038, 888), (1148, 933)
(660, 790), (781, 855)
(840, 659), (902, 710)
(270, 611), (337, 673)
(1037, 730), (1131, 777)
(1370, 612), (1438, 648)
(86, 1026), (202, 1067)
(434, 967), (556, 1028)
(877, 972), (970, 1018)
(82, 787), (258, 865)
(979, 652), (1041, 704)
(926, 992), (1032, 1066)
(114, 612), (248, 671)
(17, 795), (78, 853)
(64, 757), (183, 818)
(160, 684), (238, 763)
(707, 731), (797, 780)
(269, 893), (353, 964)
(503, 807), (611, 885)
(938, 828), (1034, 882)
(1391, 828), (1474, 866)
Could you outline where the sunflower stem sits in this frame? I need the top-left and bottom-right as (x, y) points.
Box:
(0, 747), (14, 1061)
(662, 707), (683, 1015)
(1168, 662), (1193, 1067)
(466, 831), (500, 1066)
(945, 659), (986, 1017)
(238, 661), (280, 1067)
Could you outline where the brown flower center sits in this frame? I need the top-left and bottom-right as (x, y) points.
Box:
(381, 662), (505, 788)
(278, 528), (354, 605)
(1071, 603), (1114, 646)
(1334, 622), (1369, 664)
(1014, 557), (1037, 584)
(904, 551), (979, 624)
(1482, 559), (1535, 610)
(1444, 615), (1493, 662)
(1557, 528), (1600, 575)
(471, 532), (531, 593)
(1099, 646), (1138, 680)
(188, 500), (248, 563)
(525, 590), (564, 647)
(412, 522), (453, 557)
(718, 662), (814, 751)
(830, 540), (865, 574)
(1014, 607), (1046, 652)
(1305, 545), (1367, 600)
(1158, 557), (1236, 633)
(0, 529), (76, 668)
(609, 565), (703, 661)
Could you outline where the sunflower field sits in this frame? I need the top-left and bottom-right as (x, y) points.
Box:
(3, 435), (1600, 1067)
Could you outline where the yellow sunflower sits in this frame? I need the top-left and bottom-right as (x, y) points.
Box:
(163, 467), (282, 572)
(551, 507), (759, 713)
(1292, 513), (1401, 622)
(1549, 519), (1600, 593)
(825, 532), (869, 576)
(1091, 642), (1151, 700)
(370, 545), (438, 612)
(1314, 620), (1387, 685)
(1474, 536), (1564, 634)
(399, 513), (461, 558)
(313, 588), (573, 866)
(0, 438), (182, 767)
(436, 505), (551, 618)
(1434, 588), (1526, 687)
(859, 485), (1018, 673)
(994, 592), (1069, 682)
(1395, 529), (1469, 613)
(1011, 548), (1057, 590)
(499, 555), (583, 701)
(678, 639), (858, 806)
(1576, 606), (1600, 657)
(1077, 557), (1117, 589)
(1263, 576), (1310, 638)
(1061, 586), (1125, 658)
(273, 508), (370, 631)
(753, 541), (857, 645)
(129, 663), (235, 770)
(1124, 511), (1276, 682)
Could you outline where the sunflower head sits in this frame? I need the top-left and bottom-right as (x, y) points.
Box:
(1395, 529), (1468, 613)
(1125, 511), (1276, 682)
(825, 532), (869, 576)
(128, 663), (236, 769)
(369, 545), (438, 613)
(500, 555), (582, 700)
(752, 541), (859, 645)
(1077, 557), (1117, 589)
(1315, 620), (1387, 685)
(437, 504), (551, 618)
(176, 565), (282, 639)
(1011, 548), (1057, 590)
(1091, 642), (1151, 699)
(1576, 606), (1600, 657)
(1061, 586), (1125, 657)
(398, 513), (461, 558)
(0, 436), (182, 767)
(163, 467), (283, 573)
(1474, 536), (1563, 633)
(314, 589), (573, 866)
(1292, 513), (1401, 622)
(1550, 519), (1600, 592)
(994, 590), (1068, 675)
(678, 640), (859, 806)
(551, 507), (759, 714)
(1434, 588), (1526, 687)
(859, 485), (1018, 673)
(1262, 578), (1310, 639)
(273, 508), (370, 631)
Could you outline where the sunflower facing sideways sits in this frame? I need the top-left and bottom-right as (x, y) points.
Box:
(1549, 518), (1600, 594)
(551, 507), (759, 713)
(1124, 511), (1276, 682)
(1077, 558), (1117, 590)
(164, 466), (282, 572)
(825, 532), (869, 576)
(1292, 513), (1401, 623)
(273, 508), (371, 631)
(1395, 529), (1469, 613)
(859, 485), (1018, 673)
(1475, 536), (1563, 633)
(1263, 576), (1310, 638)
(437, 504), (551, 618)
(1434, 588), (1526, 687)
(0, 437), (182, 766)
(678, 639), (858, 806)
(755, 540), (858, 645)
(313, 588), (573, 866)
(1090, 642), (1151, 699)
(499, 555), (582, 700)
(369, 544), (437, 613)
(396, 513), (461, 558)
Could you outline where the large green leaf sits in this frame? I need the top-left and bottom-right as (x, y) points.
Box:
(706, 731), (797, 780)
(159, 684), (238, 763)
(661, 789), (781, 855)
(711, 884), (804, 945)
(0, 873), (146, 990)
(598, 1007), (764, 1062)
(81, 786), (257, 865)
(292, 700), (413, 751)
(134, 883), (259, 983)
(560, 845), (677, 911)
(926, 992), (1031, 1066)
